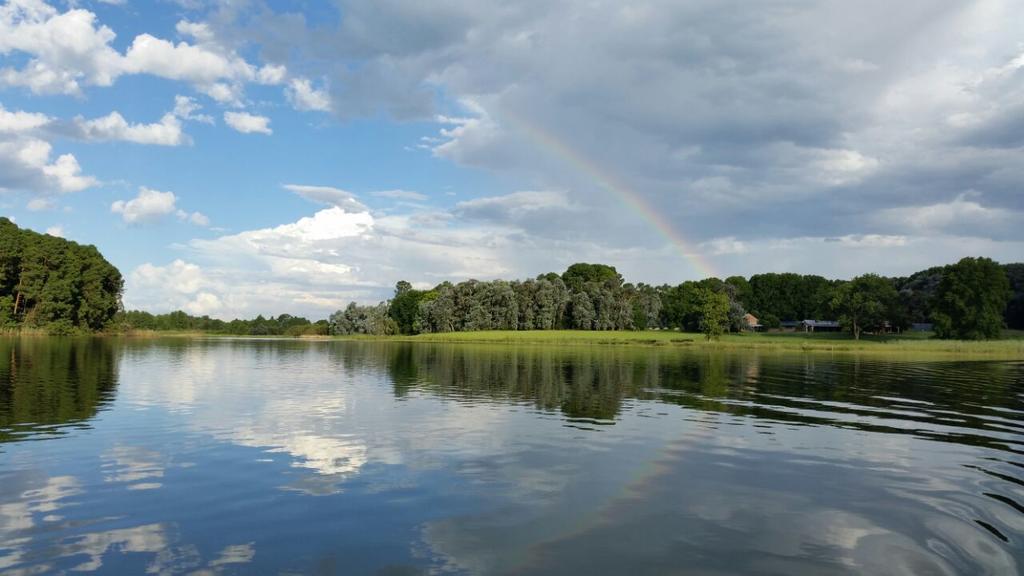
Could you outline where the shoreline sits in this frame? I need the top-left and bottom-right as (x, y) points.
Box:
(49, 329), (1024, 359)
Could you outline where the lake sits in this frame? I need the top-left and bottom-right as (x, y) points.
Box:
(1, 337), (1022, 575)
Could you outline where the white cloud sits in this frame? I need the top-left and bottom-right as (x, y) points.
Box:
(122, 33), (253, 103)
(132, 259), (205, 295)
(285, 77), (331, 112)
(45, 225), (63, 237)
(111, 188), (179, 224)
(223, 111), (271, 135)
(0, 1), (122, 94)
(188, 211), (210, 227)
(0, 3), (269, 101)
(257, 64), (287, 85)
(111, 187), (209, 226)
(0, 99), (208, 199)
(0, 105), (97, 195)
(0, 137), (97, 193)
(701, 237), (749, 256)
(876, 192), (1017, 234)
(0, 103), (51, 133)
(284, 184), (368, 212)
(172, 95), (213, 124)
(71, 111), (186, 146)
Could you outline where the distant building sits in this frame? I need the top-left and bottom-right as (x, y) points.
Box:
(743, 313), (762, 331)
(911, 323), (934, 332)
(800, 319), (841, 332)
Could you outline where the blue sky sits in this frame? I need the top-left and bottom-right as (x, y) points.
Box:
(2, 0), (1023, 319)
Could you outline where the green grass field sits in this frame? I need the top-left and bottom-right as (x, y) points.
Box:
(356, 329), (1024, 358)
(104, 328), (1024, 359)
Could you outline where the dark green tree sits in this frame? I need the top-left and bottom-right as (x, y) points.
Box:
(388, 280), (425, 334)
(932, 257), (1010, 340)
(1003, 263), (1024, 330)
(0, 218), (123, 332)
(561, 263), (622, 291)
(832, 274), (898, 340)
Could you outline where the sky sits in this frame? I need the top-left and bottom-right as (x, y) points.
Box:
(1, 0), (1023, 320)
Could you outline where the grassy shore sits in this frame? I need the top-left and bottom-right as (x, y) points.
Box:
(81, 328), (1024, 358)
(357, 329), (1024, 358)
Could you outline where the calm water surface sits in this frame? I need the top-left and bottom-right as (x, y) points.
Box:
(1, 337), (1023, 575)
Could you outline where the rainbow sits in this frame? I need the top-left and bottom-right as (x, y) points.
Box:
(508, 114), (718, 280)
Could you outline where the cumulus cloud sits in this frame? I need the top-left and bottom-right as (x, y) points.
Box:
(187, 211), (211, 227)
(172, 95), (213, 124)
(111, 187), (209, 225)
(3, 99), (206, 146)
(0, 105), (95, 194)
(0, 97), (213, 204)
(0, 137), (96, 194)
(69, 111), (186, 146)
(0, 103), (50, 133)
(223, 111), (271, 134)
(285, 78), (331, 112)
(256, 64), (287, 85)
(126, 259), (225, 315)
(111, 188), (178, 223)
(0, 1), (273, 101)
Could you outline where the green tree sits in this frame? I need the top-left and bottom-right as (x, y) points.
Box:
(388, 280), (424, 334)
(932, 257), (1010, 340)
(698, 288), (730, 340)
(561, 263), (622, 291)
(0, 218), (123, 332)
(832, 274), (898, 340)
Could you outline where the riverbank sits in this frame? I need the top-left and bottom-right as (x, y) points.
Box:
(24, 328), (1020, 359)
(317, 329), (1024, 358)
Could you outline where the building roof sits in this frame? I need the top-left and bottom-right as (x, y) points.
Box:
(801, 319), (840, 328)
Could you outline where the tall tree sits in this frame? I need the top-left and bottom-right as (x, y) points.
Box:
(832, 274), (898, 340)
(388, 280), (425, 334)
(698, 288), (730, 341)
(932, 257), (1010, 340)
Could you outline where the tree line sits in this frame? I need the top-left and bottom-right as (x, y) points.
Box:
(331, 258), (1022, 340)
(0, 218), (123, 334)
(2, 216), (1017, 340)
(112, 310), (329, 336)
